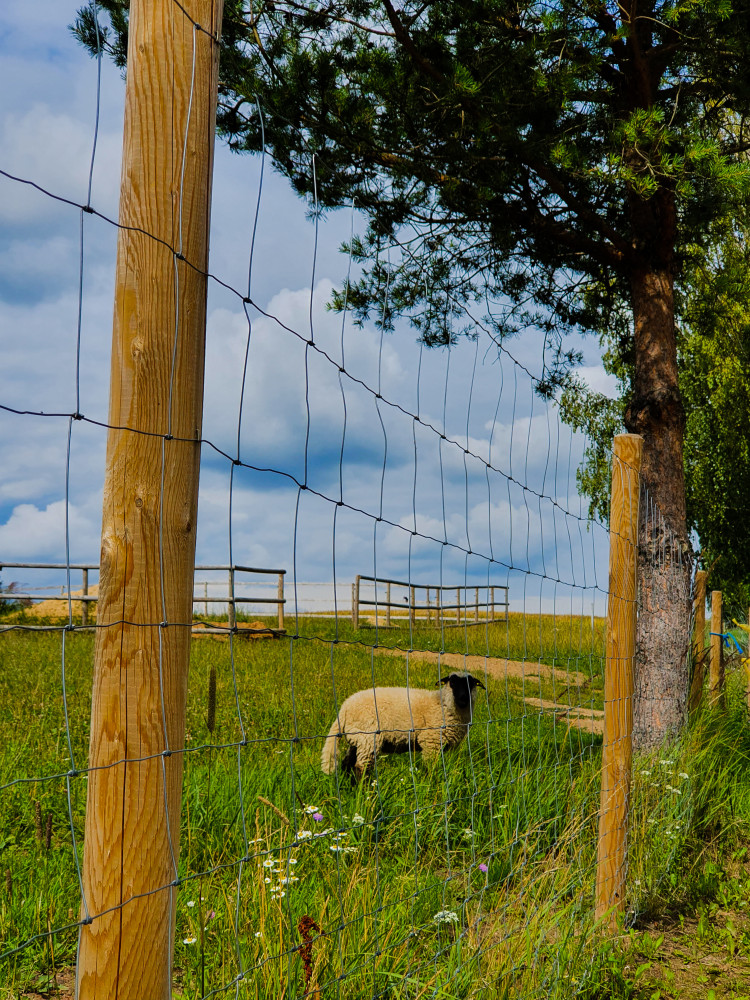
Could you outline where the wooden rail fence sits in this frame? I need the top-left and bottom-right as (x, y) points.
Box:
(351, 574), (509, 629)
(0, 562), (286, 631)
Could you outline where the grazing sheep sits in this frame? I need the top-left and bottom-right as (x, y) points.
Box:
(320, 672), (485, 778)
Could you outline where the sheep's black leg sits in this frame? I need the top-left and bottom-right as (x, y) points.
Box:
(340, 742), (358, 780)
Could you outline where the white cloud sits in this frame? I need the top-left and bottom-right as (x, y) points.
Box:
(0, 104), (122, 224)
(0, 497), (99, 561)
(579, 364), (619, 397)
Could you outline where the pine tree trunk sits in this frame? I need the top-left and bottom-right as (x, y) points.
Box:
(625, 264), (693, 748)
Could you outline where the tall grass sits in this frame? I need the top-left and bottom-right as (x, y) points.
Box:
(2, 616), (749, 998)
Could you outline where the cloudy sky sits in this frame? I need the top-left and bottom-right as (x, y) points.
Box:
(0, 1), (616, 617)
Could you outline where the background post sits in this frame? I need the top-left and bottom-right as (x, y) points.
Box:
(688, 569), (707, 713)
(710, 590), (724, 707)
(352, 575), (360, 629)
(77, 2), (223, 997)
(81, 567), (89, 628)
(596, 433), (642, 926)
(228, 566), (236, 629)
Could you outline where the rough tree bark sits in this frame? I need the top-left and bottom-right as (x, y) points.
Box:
(625, 191), (693, 747)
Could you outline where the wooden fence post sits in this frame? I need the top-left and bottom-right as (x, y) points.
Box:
(81, 568), (89, 628)
(688, 569), (707, 713)
(386, 581), (391, 627)
(710, 590), (724, 707)
(352, 575), (360, 629)
(596, 434), (642, 927)
(77, 2), (223, 997)
(410, 586), (416, 627)
(277, 572), (285, 631)
(228, 566), (236, 629)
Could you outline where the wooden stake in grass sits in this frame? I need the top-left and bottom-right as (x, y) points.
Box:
(33, 799), (43, 846)
(688, 569), (708, 713)
(710, 590), (724, 708)
(207, 663), (217, 734)
(596, 433), (642, 927)
(76, 2), (223, 997)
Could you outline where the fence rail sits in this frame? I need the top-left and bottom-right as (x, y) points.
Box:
(0, 563), (286, 631)
(351, 574), (510, 628)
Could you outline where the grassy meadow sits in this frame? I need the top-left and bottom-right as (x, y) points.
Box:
(1, 610), (750, 998)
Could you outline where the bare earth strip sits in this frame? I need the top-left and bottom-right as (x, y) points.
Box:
(373, 647), (603, 734)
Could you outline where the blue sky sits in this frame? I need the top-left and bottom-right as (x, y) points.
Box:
(0, 1), (616, 616)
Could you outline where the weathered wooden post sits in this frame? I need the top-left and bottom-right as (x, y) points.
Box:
(77, 2), (223, 996)
(228, 566), (236, 629)
(596, 434), (642, 927)
(352, 575), (360, 629)
(710, 590), (724, 707)
(409, 585), (416, 627)
(386, 581), (391, 627)
(277, 571), (285, 630)
(688, 569), (707, 713)
(81, 567), (89, 628)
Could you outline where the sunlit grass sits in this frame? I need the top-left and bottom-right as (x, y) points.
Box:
(2, 617), (750, 997)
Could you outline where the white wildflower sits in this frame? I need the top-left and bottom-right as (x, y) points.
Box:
(262, 859), (276, 868)
(254, 931), (262, 938)
(183, 937), (197, 945)
(186, 901), (196, 908)
(433, 910), (459, 926)
(352, 814), (365, 826)
(297, 830), (313, 840)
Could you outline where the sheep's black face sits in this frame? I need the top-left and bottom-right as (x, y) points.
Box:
(444, 672), (484, 710)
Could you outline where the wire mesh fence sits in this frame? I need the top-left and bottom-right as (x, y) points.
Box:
(0, 2), (704, 998)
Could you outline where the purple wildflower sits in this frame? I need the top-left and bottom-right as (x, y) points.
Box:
(313, 812), (324, 822)
(478, 863), (488, 873)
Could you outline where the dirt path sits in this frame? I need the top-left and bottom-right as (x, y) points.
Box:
(373, 647), (603, 734)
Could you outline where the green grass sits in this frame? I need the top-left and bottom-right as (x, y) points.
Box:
(1, 613), (749, 998)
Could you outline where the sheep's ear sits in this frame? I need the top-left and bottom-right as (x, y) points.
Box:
(439, 676), (451, 685)
(468, 674), (486, 690)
